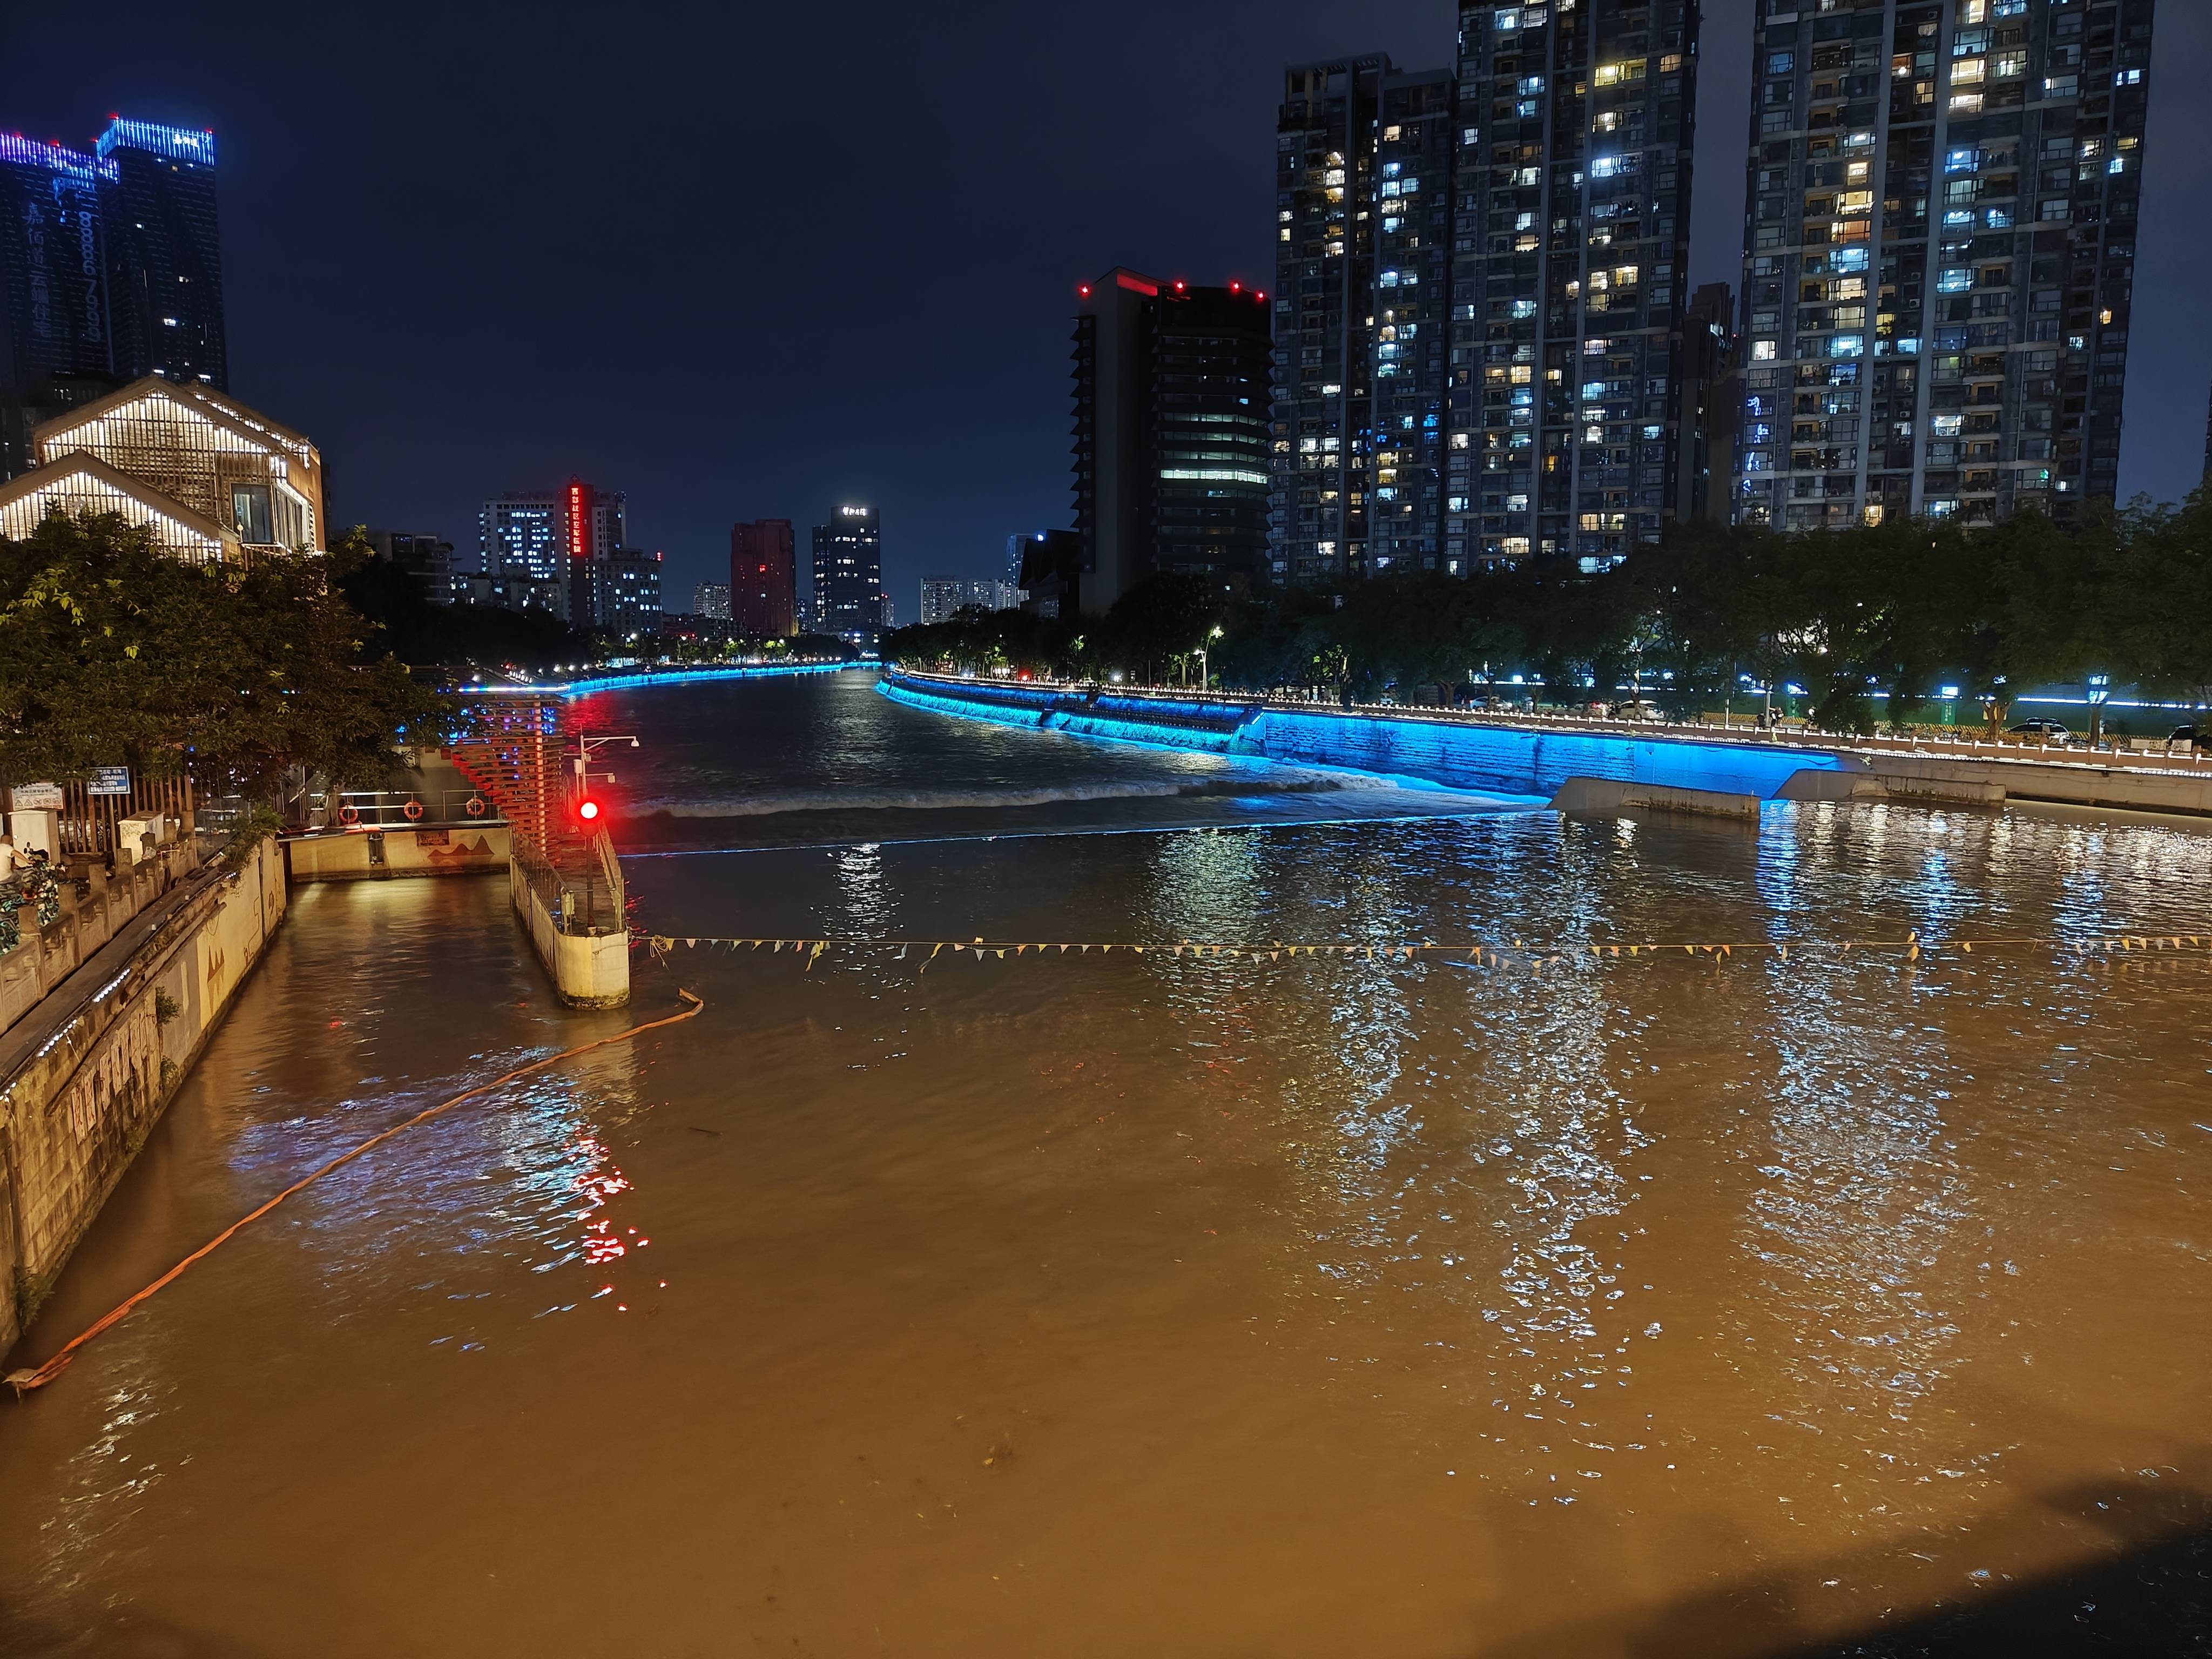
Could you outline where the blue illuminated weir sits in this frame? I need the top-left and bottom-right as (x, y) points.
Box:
(877, 670), (1858, 802)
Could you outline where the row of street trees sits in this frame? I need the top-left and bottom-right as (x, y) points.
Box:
(886, 496), (2212, 736)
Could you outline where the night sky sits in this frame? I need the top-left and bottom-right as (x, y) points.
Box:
(5, 1), (2208, 611)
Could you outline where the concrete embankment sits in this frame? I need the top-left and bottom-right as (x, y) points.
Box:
(0, 838), (286, 1354)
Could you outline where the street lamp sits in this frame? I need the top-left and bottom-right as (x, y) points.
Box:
(1196, 625), (1223, 693)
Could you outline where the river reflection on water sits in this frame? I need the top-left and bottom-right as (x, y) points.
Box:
(1, 676), (2208, 1656)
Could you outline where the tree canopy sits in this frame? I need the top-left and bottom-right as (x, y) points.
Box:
(0, 509), (440, 794)
(885, 494), (2212, 736)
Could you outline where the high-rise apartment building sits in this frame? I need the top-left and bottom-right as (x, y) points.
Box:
(1734, 0), (2154, 529)
(1071, 268), (1272, 611)
(0, 137), (114, 479)
(1452, 1), (1702, 567)
(1273, 9), (1702, 578)
(730, 518), (797, 637)
(919, 576), (1022, 623)
(693, 581), (732, 620)
(96, 120), (227, 392)
(810, 505), (883, 645)
(1274, 57), (1458, 582)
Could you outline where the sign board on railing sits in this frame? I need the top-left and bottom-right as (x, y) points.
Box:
(86, 767), (132, 796)
(8, 783), (64, 811)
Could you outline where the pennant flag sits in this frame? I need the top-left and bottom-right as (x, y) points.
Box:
(772, 940), (784, 953)
(806, 941), (827, 970)
(686, 938), (697, 948)
(1777, 943), (1788, 962)
(1961, 941), (1972, 953)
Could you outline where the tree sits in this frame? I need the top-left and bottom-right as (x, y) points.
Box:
(0, 508), (441, 800)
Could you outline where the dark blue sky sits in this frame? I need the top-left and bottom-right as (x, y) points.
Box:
(4, 1), (2206, 611)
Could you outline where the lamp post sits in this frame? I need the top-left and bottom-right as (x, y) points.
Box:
(1196, 626), (1223, 693)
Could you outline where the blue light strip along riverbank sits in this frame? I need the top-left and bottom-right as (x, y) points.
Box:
(878, 670), (1856, 802)
(476, 663), (853, 696)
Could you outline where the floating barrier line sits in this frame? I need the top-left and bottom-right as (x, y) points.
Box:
(640, 932), (2212, 968)
(5, 990), (707, 1397)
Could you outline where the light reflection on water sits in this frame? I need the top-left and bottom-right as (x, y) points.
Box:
(0, 682), (2208, 1655)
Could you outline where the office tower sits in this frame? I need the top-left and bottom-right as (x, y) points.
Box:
(810, 505), (882, 645)
(1071, 268), (1272, 611)
(730, 518), (797, 636)
(1274, 56), (1459, 583)
(693, 581), (731, 620)
(0, 136), (114, 480)
(96, 120), (227, 392)
(1678, 283), (1741, 521)
(1452, 2), (1702, 567)
(479, 493), (568, 617)
(1735, 0), (2154, 529)
(368, 529), (471, 604)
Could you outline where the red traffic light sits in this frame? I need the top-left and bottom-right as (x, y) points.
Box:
(576, 797), (602, 823)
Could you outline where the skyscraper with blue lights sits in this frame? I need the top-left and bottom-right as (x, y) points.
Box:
(0, 136), (114, 478)
(96, 119), (228, 392)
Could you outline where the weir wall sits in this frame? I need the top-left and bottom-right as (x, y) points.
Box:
(876, 672), (1857, 799)
(0, 838), (286, 1358)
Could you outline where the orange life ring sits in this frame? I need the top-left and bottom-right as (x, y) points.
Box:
(464, 795), (487, 817)
(402, 798), (424, 821)
(338, 802), (359, 825)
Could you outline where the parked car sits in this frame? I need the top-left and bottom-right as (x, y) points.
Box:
(2170, 724), (2208, 753)
(2007, 719), (2072, 744)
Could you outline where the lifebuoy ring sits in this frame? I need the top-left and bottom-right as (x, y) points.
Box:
(464, 796), (487, 817)
(338, 802), (359, 825)
(402, 799), (424, 821)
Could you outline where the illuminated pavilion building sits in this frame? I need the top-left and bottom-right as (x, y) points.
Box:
(0, 374), (323, 562)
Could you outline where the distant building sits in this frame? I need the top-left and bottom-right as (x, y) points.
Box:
(479, 493), (567, 618)
(1016, 528), (1085, 618)
(693, 581), (731, 619)
(810, 505), (882, 645)
(600, 547), (662, 636)
(918, 576), (1023, 624)
(367, 529), (471, 604)
(730, 518), (796, 637)
(96, 120), (227, 393)
(0, 136), (117, 480)
(1735, 0), (2154, 528)
(1003, 532), (1033, 589)
(919, 576), (964, 625)
(0, 376), (322, 562)
(1072, 268), (1271, 613)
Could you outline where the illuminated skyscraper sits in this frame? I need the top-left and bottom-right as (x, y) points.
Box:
(96, 119), (227, 392)
(1734, 0), (2154, 529)
(1273, 57), (1457, 582)
(1452, 1), (1703, 567)
(1072, 268), (1272, 610)
(811, 505), (882, 645)
(0, 136), (114, 478)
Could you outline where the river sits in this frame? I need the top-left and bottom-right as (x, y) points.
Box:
(2, 669), (2207, 1655)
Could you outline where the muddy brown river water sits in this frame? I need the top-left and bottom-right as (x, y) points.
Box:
(2, 673), (2207, 1655)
